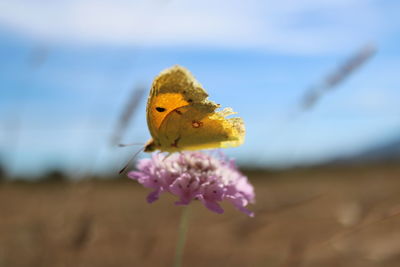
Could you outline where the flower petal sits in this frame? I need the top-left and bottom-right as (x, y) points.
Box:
(147, 189), (163, 203)
(197, 195), (224, 214)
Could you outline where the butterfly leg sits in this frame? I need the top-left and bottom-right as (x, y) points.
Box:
(171, 136), (181, 148)
(162, 152), (174, 161)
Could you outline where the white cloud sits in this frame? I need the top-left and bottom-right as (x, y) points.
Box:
(0, 0), (387, 53)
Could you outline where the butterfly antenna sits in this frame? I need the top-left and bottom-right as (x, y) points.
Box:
(118, 143), (145, 147)
(119, 147), (144, 174)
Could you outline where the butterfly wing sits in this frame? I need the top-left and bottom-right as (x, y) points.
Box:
(157, 103), (245, 152)
(146, 65), (214, 142)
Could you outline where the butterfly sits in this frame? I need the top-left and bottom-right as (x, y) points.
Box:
(144, 65), (245, 153)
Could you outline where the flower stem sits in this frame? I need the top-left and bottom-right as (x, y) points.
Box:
(174, 206), (190, 267)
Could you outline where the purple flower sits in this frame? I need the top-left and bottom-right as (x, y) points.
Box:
(128, 152), (255, 217)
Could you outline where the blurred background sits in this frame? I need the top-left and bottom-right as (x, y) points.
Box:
(0, 0), (400, 266)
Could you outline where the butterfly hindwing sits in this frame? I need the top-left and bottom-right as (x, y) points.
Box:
(157, 104), (245, 152)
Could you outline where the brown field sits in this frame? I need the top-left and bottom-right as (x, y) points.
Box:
(1, 164), (400, 267)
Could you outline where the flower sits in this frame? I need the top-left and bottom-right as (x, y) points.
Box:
(128, 151), (255, 217)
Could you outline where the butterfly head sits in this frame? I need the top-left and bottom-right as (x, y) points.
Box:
(144, 139), (157, 152)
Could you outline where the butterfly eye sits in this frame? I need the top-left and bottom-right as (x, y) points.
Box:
(156, 107), (166, 112)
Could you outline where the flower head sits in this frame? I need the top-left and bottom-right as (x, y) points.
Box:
(128, 152), (255, 217)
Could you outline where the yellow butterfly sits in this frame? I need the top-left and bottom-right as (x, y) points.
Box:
(144, 65), (245, 153)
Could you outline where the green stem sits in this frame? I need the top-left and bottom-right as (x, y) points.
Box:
(174, 206), (191, 267)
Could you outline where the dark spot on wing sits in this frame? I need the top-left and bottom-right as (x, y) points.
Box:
(174, 109), (182, 115)
(156, 107), (166, 112)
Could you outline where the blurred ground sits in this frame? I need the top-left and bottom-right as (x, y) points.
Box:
(1, 164), (400, 267)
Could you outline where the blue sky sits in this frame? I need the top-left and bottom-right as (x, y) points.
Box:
(0, 0), (399, 176)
